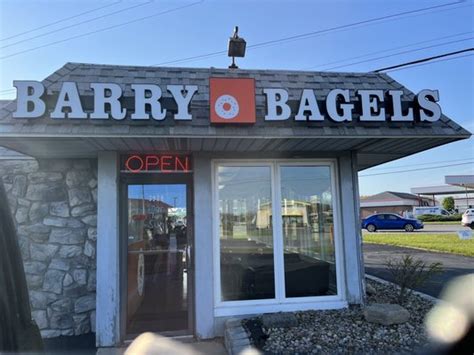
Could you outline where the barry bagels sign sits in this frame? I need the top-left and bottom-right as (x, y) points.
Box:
(12, 78), (442, 123)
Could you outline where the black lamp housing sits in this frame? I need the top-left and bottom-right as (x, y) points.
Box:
(228, 26), (246, 69)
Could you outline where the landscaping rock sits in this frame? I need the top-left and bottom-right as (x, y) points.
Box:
(364, 303), (410, 325)
(261, 312), (298, 328)
(254, 279), (432, 354)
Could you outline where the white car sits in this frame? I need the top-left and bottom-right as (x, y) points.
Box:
(461, 209), (474, 229)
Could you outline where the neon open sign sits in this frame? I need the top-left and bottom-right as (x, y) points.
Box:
(122, 154), (191, 173)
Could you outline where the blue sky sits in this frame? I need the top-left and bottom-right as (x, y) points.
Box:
(0, 0), (473, 195)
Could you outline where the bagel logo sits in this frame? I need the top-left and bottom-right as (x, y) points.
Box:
(210, 77), (256, 124)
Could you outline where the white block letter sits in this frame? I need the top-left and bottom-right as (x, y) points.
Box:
(388, 90), (413, 121)
(13, 81), (46, 118)
(90, 83), (126, 120)
(131, 84), (166, 120)
(358, 90), (385, 121)
(51, 82), (87, 119)
(326, 89), (353, 122)
(264, 88), (291, 121)
(417, 89), (441, 122)
(167, 85), (198, 120)
(295, 89), (323, 121)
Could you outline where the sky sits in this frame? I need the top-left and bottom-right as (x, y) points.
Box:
(0, 0), (473, 196)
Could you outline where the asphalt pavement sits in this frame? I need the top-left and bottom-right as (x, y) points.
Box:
(363, 243), (474, 298)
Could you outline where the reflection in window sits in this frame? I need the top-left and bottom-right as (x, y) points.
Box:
(280, 166), (337, 297)
(218, 166), (275, 301)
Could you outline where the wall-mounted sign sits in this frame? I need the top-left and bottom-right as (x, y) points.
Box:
(210, 77), (256, 124)
(12, 79), (442, 123)
(122, 154), (191, 173)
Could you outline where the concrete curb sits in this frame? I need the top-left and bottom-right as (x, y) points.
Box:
(224, 318), (257, 355)
(366, 274), (440, 303)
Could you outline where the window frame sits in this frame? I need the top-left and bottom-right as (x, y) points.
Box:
(212, 159), (346, 317)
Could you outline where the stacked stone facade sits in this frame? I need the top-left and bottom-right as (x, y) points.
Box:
(1, 158), (97, 338)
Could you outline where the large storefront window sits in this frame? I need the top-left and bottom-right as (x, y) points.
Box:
(216, 161), (339, 305)
(280, 166), (336, 297)
(218, 166), (275, 301)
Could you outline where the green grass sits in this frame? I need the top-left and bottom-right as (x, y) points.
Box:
(363, 233), (474, 257)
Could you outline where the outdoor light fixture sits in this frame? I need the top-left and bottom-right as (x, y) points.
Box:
(228, 26), (246, 69)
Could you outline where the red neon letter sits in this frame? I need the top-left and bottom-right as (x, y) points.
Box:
(125, 155), (144, 173)
(175, 156), (189, 172)
(161, 155), (172, 172)
(145, 155), (160, 171)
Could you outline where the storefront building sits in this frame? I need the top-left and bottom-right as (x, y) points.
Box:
(0, 62), (470, 346)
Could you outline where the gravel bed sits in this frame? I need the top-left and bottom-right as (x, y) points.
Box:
(243, 279), (436, 354)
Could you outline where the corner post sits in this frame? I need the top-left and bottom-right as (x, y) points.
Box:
(96, 151), (120, 346)
(338, 151), (365, 304)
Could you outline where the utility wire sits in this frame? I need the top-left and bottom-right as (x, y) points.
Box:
(364, 158), (474, 171)
(383, 53), (474, 72)
(320, 38), (474, 71)
(1, 1), (154, 49)
(151, 0), (467, 66)
(0, 1), (203, 60)
(374, 47), (474, 72)
(359, 162), (474, 177)
(0, 1), (121, 42)
(304, 31), (473, 70)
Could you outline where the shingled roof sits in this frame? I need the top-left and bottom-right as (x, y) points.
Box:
(0, 62), (470, 169)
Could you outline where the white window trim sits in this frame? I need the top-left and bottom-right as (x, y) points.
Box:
(212, 159), (346, 317)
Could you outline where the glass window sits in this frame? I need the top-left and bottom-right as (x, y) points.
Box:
(218, 166), (275, 301)
(280, 166), (337, 297)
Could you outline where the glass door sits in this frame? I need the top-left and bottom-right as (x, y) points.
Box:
(124, 182), (192, 336)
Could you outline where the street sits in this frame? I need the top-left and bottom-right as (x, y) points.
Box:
(363, 243), (474, 298)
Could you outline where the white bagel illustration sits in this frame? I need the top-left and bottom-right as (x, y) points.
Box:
(214, 94), (239, 119)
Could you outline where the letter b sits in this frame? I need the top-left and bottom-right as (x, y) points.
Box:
(13, 81), (46, 118)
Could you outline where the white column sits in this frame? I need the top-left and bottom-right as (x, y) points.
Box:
(338, 152), (365, 304)
(96, 151), (120, 346)
(193, 155), (215, 338)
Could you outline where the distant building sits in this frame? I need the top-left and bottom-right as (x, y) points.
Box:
(411, 175), (474, 213)
(360, 191), (435, 218)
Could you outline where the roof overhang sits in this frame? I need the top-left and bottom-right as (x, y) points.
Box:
(411, 185), (474, 195)
(0, 134), (465, 171)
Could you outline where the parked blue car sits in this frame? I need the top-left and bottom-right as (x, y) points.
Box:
(361, 213), (423, 232)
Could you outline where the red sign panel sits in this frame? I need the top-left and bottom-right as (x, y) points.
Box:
(209, 77), (256, 124)
(122, 154), (191, 173)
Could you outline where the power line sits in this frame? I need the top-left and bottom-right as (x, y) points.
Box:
(319, 38), (474, 71)
(365, 158), (474, 171)
(0, 1), (204, 61)
(151, 0), (467, 66)
(359, 162), (474, 177)
(383, 52), (474, 72)
(1, 1), (154, 50)
(374, 47), (474, 72)
(0, 1), (121, 42)
(304, 31), (473, 70)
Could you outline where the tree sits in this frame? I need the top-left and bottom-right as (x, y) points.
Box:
(443, 196), (455, 211)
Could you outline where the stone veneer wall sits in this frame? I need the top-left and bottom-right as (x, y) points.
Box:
(1, 158), (97, 338)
